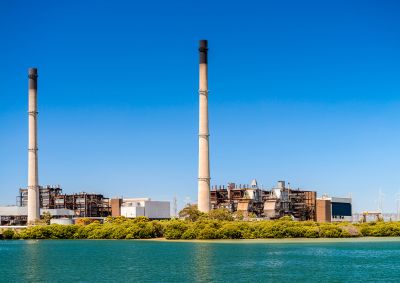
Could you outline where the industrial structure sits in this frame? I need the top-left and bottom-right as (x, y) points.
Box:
(111, 198), (170, 219)
(210, 180), (353, 222)
(211, 180), (317, 220)
(0, 43), (360, 226)
(198, 40), (211, 213)
(1, 189), (172, 225)
(19, 186), (111, 217)
(0, 207), (74, 226)
(27, 68), (40, 224)
(53, 192), (111, 217)
(316, 198), (332, 222)
(316, 195), (352, 222)
(0, 207), (28, 226)
(18, 185), (62, 209)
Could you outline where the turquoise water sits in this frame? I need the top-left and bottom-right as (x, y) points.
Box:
(1, 239), (400, 282)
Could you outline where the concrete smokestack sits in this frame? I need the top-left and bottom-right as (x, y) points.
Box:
(198, 40), (211, 212)
(27, 68), (40, 224)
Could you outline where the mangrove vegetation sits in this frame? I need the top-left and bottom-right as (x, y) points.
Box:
(2, 208), (400, 240)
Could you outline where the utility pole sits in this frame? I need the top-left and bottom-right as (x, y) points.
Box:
(377, 188), (385, 212)
(395, 193), (400, 221)
(173, 196), (178, 217)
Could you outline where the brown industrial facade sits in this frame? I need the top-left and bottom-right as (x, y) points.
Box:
(210, 181), (317, 220)
(110, 198), (122, 217)
(316, 199), (332, 222)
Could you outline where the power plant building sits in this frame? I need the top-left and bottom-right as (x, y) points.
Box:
(1, 188), (170, 225)
(18, 185), (62, 209)
(316, 198), (331, 222)
(211, 180), (317, 220)
(1, 45), (357, 227)
(316, 195), (352, 222)
(111, 198), (170, 219)
(53, 192), (111, 217)
(17, 186), (110, 219)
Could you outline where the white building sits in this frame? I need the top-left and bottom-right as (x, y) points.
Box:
(120, 198), (170, 219)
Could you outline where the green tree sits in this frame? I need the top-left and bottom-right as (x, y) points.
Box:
(41, 212), (52, 225)
(2, 229), (15, 239)
(207, 208), (234, 221)
(233, 211), (244, 220)
(178, 205), (203, 221)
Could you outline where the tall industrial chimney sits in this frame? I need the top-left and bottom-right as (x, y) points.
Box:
(27, 68), (40, 224)
(198, 40), (211, 212)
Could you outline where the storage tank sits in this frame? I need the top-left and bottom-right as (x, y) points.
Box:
(277, 181), (285, 189)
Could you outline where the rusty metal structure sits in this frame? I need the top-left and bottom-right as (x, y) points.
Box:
(54, 193), (110, 217)
(211, 180), (316, 220)
(17, 186), (110, 217)
(18, 185), (63, 209)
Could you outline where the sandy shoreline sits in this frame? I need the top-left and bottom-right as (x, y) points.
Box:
(2, 237), (400, 243)
(140, 237), (400, 244)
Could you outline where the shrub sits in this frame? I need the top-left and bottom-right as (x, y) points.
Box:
(133, 216), (150, 223)
(197, 227), (219, 239)
(163, 220), (188, 239)
(233, 211), (244, 220)
(2, 229), (15, 239)
(359, 222), (400, 237)
(207, 209), (234, 221)
(303, 227), (319, 238)
(75, 218), (96, 226)
(179, 205), (204, 221)
(319, 225), (343, 238)
(340, 225), (360, 237)
(41, 212), (52, 225)
(279, 216), (293, 222)
(219, 223), (243, 239)
(181, 228), (197, 239)
(9, 217), (400, 240)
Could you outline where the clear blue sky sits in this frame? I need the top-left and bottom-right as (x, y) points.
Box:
(1, 0), (400, 212)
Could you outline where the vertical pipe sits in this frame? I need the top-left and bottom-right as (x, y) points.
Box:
(27, 67), (40, 224)
(198, 40), (211, 212)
